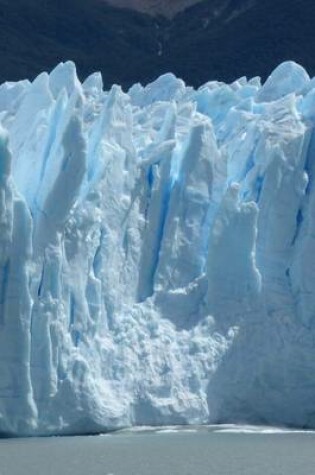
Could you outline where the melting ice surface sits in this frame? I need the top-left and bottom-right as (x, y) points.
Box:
(0, 60), (315, 436)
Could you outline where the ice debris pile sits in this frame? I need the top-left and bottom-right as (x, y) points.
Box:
(1, 60), (315, 435)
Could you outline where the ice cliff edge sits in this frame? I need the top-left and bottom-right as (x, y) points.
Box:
(0, 60), (315, 436)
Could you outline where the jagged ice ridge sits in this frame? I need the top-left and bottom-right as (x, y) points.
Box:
(0, 60), (315, 436)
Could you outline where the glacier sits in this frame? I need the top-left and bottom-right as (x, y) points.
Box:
(0, 60), (315, 435)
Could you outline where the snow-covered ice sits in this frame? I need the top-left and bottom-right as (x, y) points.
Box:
(0, 60), (315, 435)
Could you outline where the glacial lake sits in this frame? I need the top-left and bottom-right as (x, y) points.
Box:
(1, 426), (315, 475)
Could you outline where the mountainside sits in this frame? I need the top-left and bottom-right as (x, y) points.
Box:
(102, 0), (204, 18)
(0, 0), (314, 88)
(1, 60), (315, 435)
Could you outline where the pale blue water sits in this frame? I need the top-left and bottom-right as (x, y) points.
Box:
(0, 426), (314, 475)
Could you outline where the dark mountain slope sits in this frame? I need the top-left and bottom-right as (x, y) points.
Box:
(164, 0), (315, 85)
(0, 0), (314, 89)
(0, 0), (161, 87)
(103, 0), (204, 18)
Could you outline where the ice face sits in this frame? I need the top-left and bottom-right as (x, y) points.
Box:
(0, 60), (314, 435)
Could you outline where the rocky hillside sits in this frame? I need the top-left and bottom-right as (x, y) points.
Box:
(102, 0), (204, 18)
(0, 0), (314, 88)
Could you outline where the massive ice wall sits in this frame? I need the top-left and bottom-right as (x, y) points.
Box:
(0, 60), (315, 435)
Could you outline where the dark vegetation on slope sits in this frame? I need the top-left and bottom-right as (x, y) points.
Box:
(0, 0), (314, 89)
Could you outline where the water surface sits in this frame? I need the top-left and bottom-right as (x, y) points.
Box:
(0, 426), (314, 475)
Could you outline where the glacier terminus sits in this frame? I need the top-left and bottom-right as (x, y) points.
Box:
(0, 60), (315, 436)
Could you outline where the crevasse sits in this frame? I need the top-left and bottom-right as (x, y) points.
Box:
(0, 60), (314, 435)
